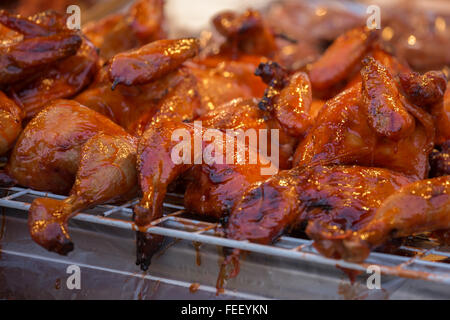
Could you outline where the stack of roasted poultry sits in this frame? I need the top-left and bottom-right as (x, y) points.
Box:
(0, 0), (448, 284)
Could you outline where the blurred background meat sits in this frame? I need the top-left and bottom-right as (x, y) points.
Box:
(3, 0), (449, 71)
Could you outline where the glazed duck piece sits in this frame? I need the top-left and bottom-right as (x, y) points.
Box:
(76, 38), (266, 135)
(0, 90), (23, 156)
(399, 70), (448, 142)
(183, 97), (297, 219)
(134, 66), (313, 269)
(255, 61), (312, 138)
(21, 59), (206, 255)
(29, 133), (137, 254)
(4, 100), (137, 254)
(82, 0), (166, 61)
(135, 70), (311, 268)
(316, 176), (450, 263)
(75, 38), (201, 135)
(430, 141), (450, 178)
(5, 100), (133, 194)
(108, 38), (200, 88)
(308, 26), (378, 96)
(362, 57), (415, 140)
(134, 98), (281, 269)
(397, 70), (449, 177)
(294, 57), (436, 180)
(221, 165), (412, 279)
(212, 9), (277, 58)
(20, 57), (202, 257)
(75, 66), (188, 136)
(0, 10), (82, 86)
(209, 8), (318, 69)
(0, 10), (99, 118)
(12, 37), (99, 119)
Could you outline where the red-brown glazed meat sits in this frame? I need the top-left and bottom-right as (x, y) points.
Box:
(29, 133), (137, 254)
(0, 28), (77, 88)
(5, 100), (137, 254)
(256, 61), (312, 138)
(5, 100), (130, 194)
(362, 57), (415, 140)
(316, 176), (450, 263)
(183, 98), (295, 219)
(0, 90), (23, 155)
(0, 10), (82, 86)
(0, 10), (99, 118)
(13, 57), (203, 255)
(212, 9), (277, 58)
(294, 57), (435, 180)
(12, 38), (99, 118)
(77, 40), (266, 136)
(133, 61), (314, 269)
(134, 98), (285, 269)
(1, 0), (447, 283)
(108, 38), (200, 88)
(82, 0), (166, 61)
(75, 66), (185, 136)
(133, 60), (314, 268)
(308, 27), (377, 93)
(221, 165), (411, 281)
(399, 70), (447, 108)
(0, 9), (69, 38)
(430, 141), (450, 178)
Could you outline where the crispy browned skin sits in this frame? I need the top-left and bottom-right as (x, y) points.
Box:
(308, 27), (377, 92)
(108, 38), (200, 88)
(256, 61), (312, 138)
(134, 77), (311, 269)
(29, 133), (137, 254)
(0, 10), (70, 38)
(183, 98), (296, 219)
(134, 66), (312, 224)
(4, 100), (137, 254)
(426, 82), (450, 145)
(220, 165), (411, 280)
(76, 67), (185, 136)
(12, 38), (99, 118)
(227, 166), (411, 242)
(187, 55), (266, 114)
(399, 70), (447, 108)
(361, 57), (415, 140)
(14, 67), (200, 252)
(6, 100), (131, 194)
(0, 10), (99, 118)
(0, 10), (82, 86)
(83, 0), (165, 60)
(133, 99), (276, 269)
(430, 141), (450, 177)
(134, 121), (273, 269)
(77, 44), (266, 136)
(0, 90), (23, 155)
(318, 176), (450, 263)
(294, 59), (435, 180)
(212, 9), (276, 58)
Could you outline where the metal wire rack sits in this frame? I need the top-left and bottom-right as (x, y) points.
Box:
(1, 186), (450, 286)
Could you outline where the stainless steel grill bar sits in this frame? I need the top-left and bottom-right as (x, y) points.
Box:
(1, 187), (449, 285)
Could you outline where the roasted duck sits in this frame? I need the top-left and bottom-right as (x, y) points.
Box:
(0, 1), (446, 288)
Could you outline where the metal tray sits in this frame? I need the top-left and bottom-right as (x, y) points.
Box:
(0, 187), (449, 299)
